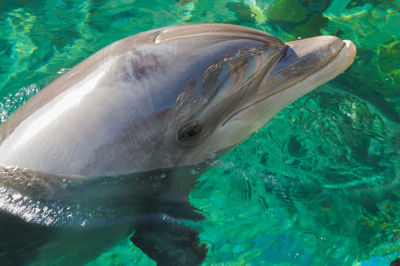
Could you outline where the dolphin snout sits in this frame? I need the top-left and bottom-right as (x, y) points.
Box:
(272, 36), (344, 78)
(287, 36), (344, 61)
(261, 35), (355, 95)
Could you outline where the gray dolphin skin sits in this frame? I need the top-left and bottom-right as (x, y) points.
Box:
(0, 24), (356, 265)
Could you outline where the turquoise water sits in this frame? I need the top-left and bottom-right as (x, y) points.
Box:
(0, 0), (399, 265)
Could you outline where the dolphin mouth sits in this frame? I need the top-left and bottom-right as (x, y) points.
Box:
(223, 37), (356, 125)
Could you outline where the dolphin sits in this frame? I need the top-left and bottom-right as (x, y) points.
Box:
(0, 24), (356, 265)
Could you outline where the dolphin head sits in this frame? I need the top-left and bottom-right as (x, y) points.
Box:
(0, 24), (356, 176)
(149, 24), (356, 170)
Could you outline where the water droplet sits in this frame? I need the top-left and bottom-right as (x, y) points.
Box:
(154, 34), (161, 44)
(57, 68), (69, 74)
(190, 169), (197, 175)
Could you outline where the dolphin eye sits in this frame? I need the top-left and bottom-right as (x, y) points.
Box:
(177, 122), (202, 145)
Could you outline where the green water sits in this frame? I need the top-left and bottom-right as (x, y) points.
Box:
(1, 0), (399, 265)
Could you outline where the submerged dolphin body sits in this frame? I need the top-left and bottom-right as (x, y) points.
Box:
(0, 24), (356, 265)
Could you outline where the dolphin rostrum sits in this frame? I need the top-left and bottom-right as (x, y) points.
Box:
(0, 24), (356, 265)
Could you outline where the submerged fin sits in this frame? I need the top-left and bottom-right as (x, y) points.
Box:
(137, 199), (205, 221)
(0, 210), (52, 266)
(130, 216), (207, 266)
(391, 259), (400, 266)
